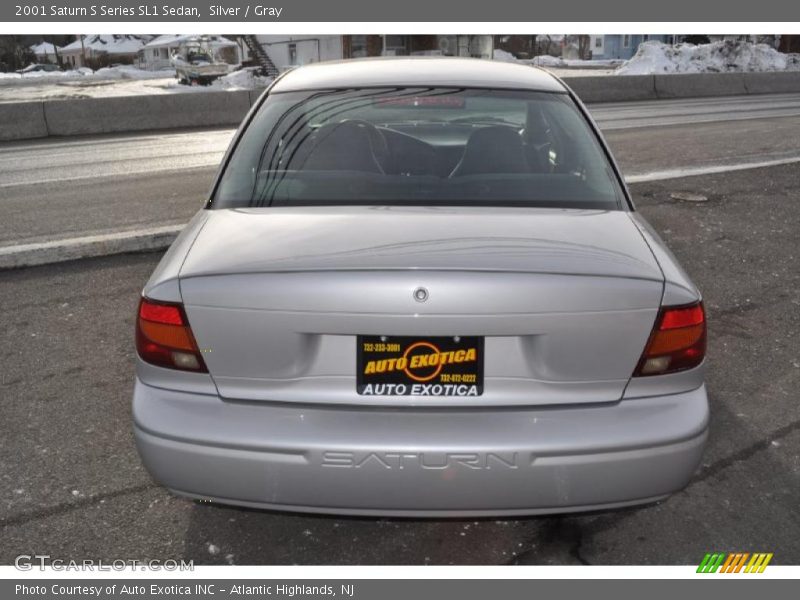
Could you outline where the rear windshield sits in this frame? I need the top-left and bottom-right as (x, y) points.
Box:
(212, 87), (624, 210)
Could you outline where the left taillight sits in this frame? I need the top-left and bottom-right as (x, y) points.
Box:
(136, 297), (207, 372)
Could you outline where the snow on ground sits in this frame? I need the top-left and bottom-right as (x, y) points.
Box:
(494, 51), (622, 71)
(210, 67), (272, 90)
(492, 49), (517, 62)
(527, 56), (623, 69)
(530, 54), (562, 67)
(493, 51), (619, 76)
(0, 66), (271, 103)
(616, 41), (800, 75)
(0, 64), (170, 84)
(92, 66), (172, 80)
(498, 41), (800, 77)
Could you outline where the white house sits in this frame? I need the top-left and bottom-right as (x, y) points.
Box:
(60, 35), (151, 68)
(252, 35), (344, 71)
(30, 42), (61, 64)
(138, 35), (241, 71)
(248, 35), (494, 72)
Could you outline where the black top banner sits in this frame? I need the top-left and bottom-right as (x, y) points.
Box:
(3, 0), (800, 22)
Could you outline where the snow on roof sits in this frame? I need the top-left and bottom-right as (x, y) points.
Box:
(145, 35), (237, 49)
(30, 42), (61, 55)
(61, 35), (151, 55)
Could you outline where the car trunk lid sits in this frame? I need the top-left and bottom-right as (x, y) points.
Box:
(178, 207), (664, 406)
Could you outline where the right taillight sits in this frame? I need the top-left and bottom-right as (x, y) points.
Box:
(136, 297), (207, 372)
(634, 301), (706, 377)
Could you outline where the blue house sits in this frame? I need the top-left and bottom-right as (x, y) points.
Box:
(589, 35), (676, 60)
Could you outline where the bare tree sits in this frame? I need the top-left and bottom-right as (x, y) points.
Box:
(0, 36), (35, 71)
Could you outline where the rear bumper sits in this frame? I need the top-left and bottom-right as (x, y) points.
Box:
(133, 378), (708, 517)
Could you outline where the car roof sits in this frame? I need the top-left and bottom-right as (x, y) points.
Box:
(270, 57), (567, 94)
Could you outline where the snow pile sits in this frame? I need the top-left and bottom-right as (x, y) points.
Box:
(536, 34), (564, 43)
(0, 69), (84, 81)
(492, 49), (517, 62)
(211, 68), (272, 90)
(531, 55), (565, 67)
(93, 65), (169, 80)
(617, 41), (800, 75)
(0, 65), (170, 85)
(527, 56), (624, 69)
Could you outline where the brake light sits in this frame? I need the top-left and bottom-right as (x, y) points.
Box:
(136, 297), (207, 372)
(634, 301), (706, 376)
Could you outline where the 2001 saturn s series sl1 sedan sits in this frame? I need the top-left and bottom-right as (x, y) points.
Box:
(133, 57), (708, 516)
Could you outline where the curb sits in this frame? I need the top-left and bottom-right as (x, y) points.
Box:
(0, 225), (183, 270)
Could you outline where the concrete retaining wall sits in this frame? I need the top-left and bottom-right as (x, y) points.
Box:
(563, 75), (656, 103)
(249, 87), (268, 106)
(44, 90), (252, 137)
(0, 102), (49, 141)
(0, 89), (254, 142)
(563, 71), (800, 103)
(2, 72), (800, 142)
(653, 72), (748, 99)
(743, 71), (800, 95)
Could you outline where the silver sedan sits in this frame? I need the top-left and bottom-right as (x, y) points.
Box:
(133, 58), (708, 516)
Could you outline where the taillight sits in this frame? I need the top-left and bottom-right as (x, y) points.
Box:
(634, 301), (706, 377)
(136, 297), (207, 372)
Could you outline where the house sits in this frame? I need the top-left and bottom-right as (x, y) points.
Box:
(589, 35), (676, 60)
(779, 35), (800, 53)
(246, 35), (495, 73)
(707, 35), (779, 47)
(29, 42), (61, 64)
(60, 35), (151, 69)
(250, 35), (344, 70)
(342, 35), (493, 60)
(138, 35), (240, 71)
(494, 35), (565, 60)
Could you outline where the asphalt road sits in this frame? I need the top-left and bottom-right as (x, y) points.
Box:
(589, 92), (800, 129)
(3, 93), (800, 245)
(1, 161), (799, 565)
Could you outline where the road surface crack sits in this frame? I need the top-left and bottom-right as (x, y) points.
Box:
(1, 482), (158, 529)
(693, 415), (800, 485)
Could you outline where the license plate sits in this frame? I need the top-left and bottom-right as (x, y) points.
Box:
(357, 336), (484, 397)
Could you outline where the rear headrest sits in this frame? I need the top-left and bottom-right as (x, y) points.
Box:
(300, 120), (384, 173)
(450, 126), (528, 177)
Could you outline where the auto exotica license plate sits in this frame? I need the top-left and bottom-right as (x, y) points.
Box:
(357, 336), (484, 397)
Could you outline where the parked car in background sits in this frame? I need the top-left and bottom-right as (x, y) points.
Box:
(133, 57), (708, 516)
(16, 63), (62, 74)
